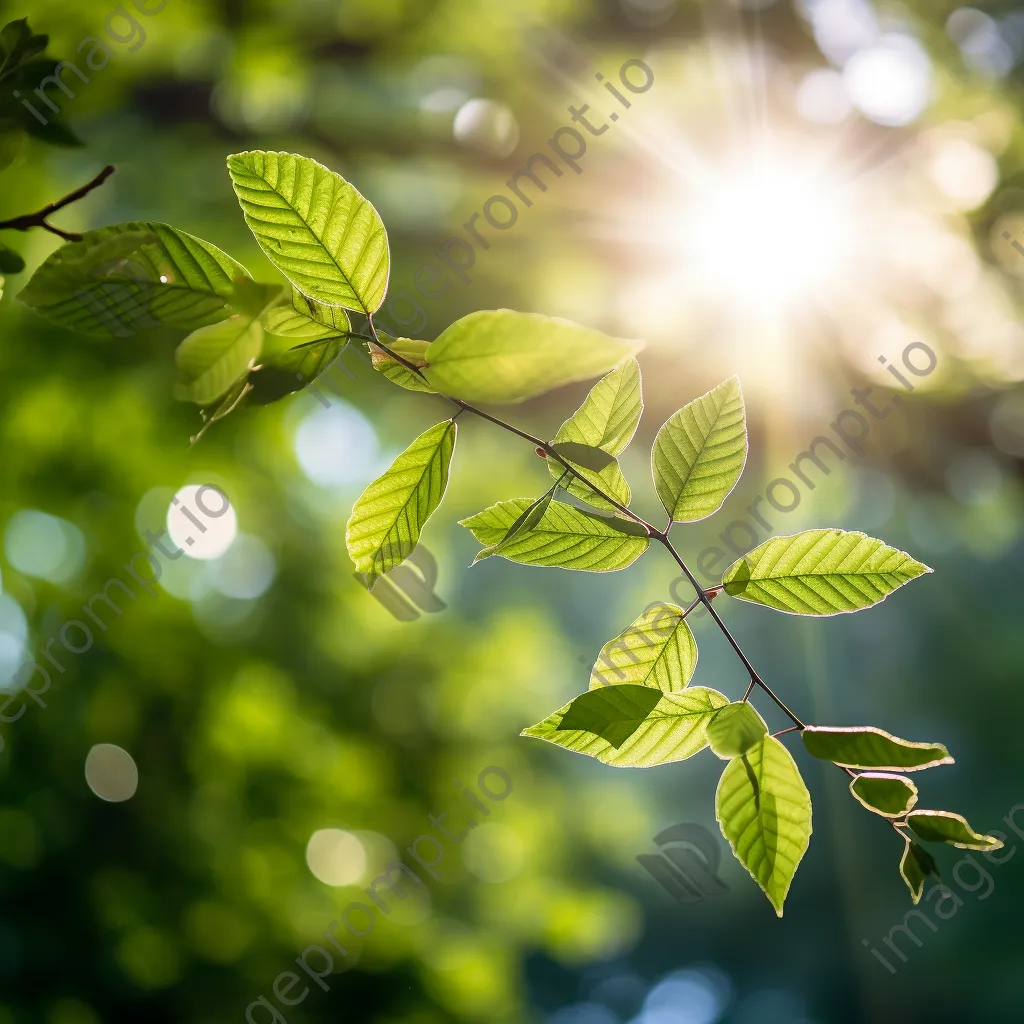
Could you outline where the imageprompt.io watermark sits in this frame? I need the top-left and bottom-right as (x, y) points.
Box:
(354, 544), (446, 622)
(862, 800), (1024, 974)
(637, 823), (729, 906)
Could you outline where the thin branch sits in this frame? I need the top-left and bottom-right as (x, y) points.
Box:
(654, 531), (806, 728)
(363, 316), (811, 733)
(365, 317), (659, 532)
(0, 165), (116, 242)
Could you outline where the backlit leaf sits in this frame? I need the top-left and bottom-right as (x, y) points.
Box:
(174, 315), (263, 405)
(589, 603), (697, 692)
(849, 773), (918, 817)
(227, 150), (389, 314)
(261, 287), (351, 339)
(522, 685), (727, 767)
(722, 530), (931, 615)
(907, 811), (1003, 851)
(370, 336), (436, 393)
(459, 498), (648, 572)
(548, 359), (643, 510)
(346, 420), (456, 587)
(707, 702), (768, 760)
(422, 310), (639, 404)
(716, 735), (812, 917)
(19, 222), (249, 338)
(802, 726), (952, 772)
(652, 377), (747, 522)
(900, 840), (939, 904)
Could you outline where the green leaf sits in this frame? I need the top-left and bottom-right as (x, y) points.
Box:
(370, 337), (436, 394)
(590, 603), (697, 692)
(900, 840), (939, 904)
(0, 60), (83, 146)
(249, 335), (349, 404)
(501, 490), (555, 543)
(716, 735), (812, 917)
(459, 498), (648, 572)
(707, 701), (768, 760)
(0, 242), (25, 275)
(549, 442), (617, 472)
(906, 811), (1004, 851)
(18, 222), (249, 338)
(522, 685), (727, 767)
(0, 19), (48, 78)
(260, 286), (351, 340)
(849, 773), (918, 817)
(548, 359), (643, 511)
(174, 315), (264, 405)
(557, 685), (664, 747)
(421, 310), (639, 404)
(230, 279), (285, 319)
(346, 420), (456, 587)
(652, 376), (747, 522)
(722, 530), (932, 616)
(227, 150), (389, 314)
(192, 374), (254, 443)
(802, 726), (952, 772)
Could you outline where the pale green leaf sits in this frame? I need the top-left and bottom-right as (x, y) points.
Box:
(900, 840), (939, 904)
(18, 222), (250, 338)
(548, 359), (642, 511)
(802, 726), (952, 771)
(227, 150), (389, 314)
(722, 530), (932, 615)
(459, 498), (648, 572)
(468, 489), (556, 566)
(422, 310), (639, 404)
(716, 735), (812, 917)
(907, 811), (1004, 851)
(346, 420), (456, 587)
(653, 377), (747, 522)
(707, 701), (768, 760)
(261, 287), (351, 339)
(174, 315), (264, 405)
(501, 490), (555, 543)
(589, 603), (697, 692)
(849, 773), (918, 817)
(370, 337), (436, 393)
(522, 685), (727, 767)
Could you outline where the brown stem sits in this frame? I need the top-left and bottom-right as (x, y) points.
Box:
(0, 165), (115, 242)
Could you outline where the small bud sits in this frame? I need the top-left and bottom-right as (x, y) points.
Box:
(536, 447), (547, 458)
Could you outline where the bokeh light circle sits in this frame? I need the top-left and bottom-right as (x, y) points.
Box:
(167, 485), (237, 561)
(85, 744), (139, 802)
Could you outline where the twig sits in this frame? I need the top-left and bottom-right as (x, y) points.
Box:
(364, 315), (810, 732)
(0, 165), (115, 242)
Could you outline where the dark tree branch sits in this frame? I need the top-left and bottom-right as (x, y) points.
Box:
(0, 165), (115, 242)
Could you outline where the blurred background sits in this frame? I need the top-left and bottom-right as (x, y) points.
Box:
(1, 0), (1023, 1021)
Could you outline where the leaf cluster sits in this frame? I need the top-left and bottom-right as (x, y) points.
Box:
(13, 148), (1000, 914)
